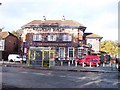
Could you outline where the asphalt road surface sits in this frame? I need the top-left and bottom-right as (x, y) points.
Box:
(1, 66), (120, 89)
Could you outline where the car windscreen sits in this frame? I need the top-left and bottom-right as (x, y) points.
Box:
(16, 56), (21, 58)
(88, 59), (99, 62)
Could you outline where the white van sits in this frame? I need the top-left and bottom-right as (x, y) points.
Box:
(8, 54), (26, 62)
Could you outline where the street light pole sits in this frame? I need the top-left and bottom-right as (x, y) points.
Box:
(78, 28), (80, 47)
(19, 34), (23, 63)
(0, 28), (2, 62)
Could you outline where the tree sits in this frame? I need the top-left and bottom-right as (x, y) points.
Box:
(100, 40), (119, 57)
(11, 30), (22, 38)
(11, 30), (23, 55)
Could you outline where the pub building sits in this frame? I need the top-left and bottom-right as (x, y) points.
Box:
(21, 16), (87, 66)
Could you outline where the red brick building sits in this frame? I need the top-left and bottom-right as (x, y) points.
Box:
(21, 18), (86, 66)
(1, 32), (19, 60)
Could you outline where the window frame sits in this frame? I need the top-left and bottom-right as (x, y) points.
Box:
(59, 47), (65, 60)
(33, 34), (42, 41)
(48, 35), (57, 41)
(68, 47), (74, 60)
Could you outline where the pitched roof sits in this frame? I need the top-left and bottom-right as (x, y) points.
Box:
(1, 32), (17, 39)
(86, 33), (103, 39)
(1, 32), (9, 39)
(22, 20), (84, 28)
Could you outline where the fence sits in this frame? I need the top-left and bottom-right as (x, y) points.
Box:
(57, 60), (119, 69)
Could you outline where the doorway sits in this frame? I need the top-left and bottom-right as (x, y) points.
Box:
(43, 50), (49, 67)
(29, 48), (55, 67)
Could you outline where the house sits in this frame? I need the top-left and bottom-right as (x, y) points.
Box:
(21, 17), (86, 66)
(84, 33), (103, 53)
(1, 32), (19, 61)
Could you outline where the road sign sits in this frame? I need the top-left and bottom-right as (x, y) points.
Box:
(0, 40), (5, 51)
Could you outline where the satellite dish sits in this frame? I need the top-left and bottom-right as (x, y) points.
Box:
(88, 43), (92, 48)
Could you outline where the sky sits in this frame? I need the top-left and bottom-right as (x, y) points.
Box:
(0, 0), (119, 41)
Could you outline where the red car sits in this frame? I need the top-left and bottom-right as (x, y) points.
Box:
(75, 55), (100, 66)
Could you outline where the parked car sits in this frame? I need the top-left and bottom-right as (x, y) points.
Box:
(118, 60), (120, 72)
(118, 63), (120, 72)
(75, 55), (100, 67)
(8, 54), (26, 63)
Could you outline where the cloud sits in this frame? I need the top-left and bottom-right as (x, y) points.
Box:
(85, 12), (118, 41)
(0, 0), (119, 41)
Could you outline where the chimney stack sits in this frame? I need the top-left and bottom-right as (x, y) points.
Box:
(43, 16), (46, 21)
(62, 16), (65, 21)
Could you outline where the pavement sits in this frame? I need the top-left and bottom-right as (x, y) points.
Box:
(0, 61), (119, 73)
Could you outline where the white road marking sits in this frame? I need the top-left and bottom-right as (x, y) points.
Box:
(20, 71), (45, 75)
(59, 75), (66, 78)
(21, 72), (28, 74)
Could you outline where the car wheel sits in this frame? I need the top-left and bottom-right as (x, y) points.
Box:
(9, 59), (13, 62)
(24, 61), (26, 64)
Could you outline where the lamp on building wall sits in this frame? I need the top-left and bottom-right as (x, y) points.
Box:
(77, 26), (86, 59)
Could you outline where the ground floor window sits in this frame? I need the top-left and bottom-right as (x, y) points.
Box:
(68, 47), (74, 60)
(78, 49), (82, 59)
(59, 47), (65, 60)
(30, 50), (36, 60)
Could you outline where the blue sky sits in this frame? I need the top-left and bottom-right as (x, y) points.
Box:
(0, 0), (119, 41)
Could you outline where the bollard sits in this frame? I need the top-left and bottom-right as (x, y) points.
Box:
(103, 63), (105, 67)
(96, 63), (99, 67)
(111, 63), (116, 70)
(116, 64), (118, 69)
(68, 61), (70, 66)
(75, 61), (77, 67)
(90, 62), (91, 67)
(82, 62), (85, 67)
(109, 62), (111, 67)
(61, 61), (63, 66)
(2, 59), (4, 64)
(72, 60), (74, 64)
(4, 65), (7, 67)
(27, 63), (30, 66)
(20, 60), (22, 64)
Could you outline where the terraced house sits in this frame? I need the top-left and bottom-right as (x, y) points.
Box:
(21, 17), (87, 66)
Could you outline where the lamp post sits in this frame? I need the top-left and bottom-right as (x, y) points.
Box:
(19, 34), (23, 63)
(0, 28), (2, 61)
(0, 28), (4, 63)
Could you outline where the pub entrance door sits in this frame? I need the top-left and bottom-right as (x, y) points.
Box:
(42, 50), (55, 67)
(42, 50), (49, 67)
(28, 47), (55, 67)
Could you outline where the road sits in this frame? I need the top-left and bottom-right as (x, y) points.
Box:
(1, 66), (119, 89)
